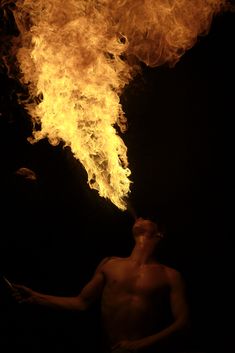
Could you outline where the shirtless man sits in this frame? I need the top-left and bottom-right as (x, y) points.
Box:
(12, 217), (191, 353)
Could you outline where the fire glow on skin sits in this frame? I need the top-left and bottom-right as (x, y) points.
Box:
(9, 0), (227, 210)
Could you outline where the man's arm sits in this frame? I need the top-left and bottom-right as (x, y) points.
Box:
(146, 269), (191, 345)
(142, 269), (191, 349)
(12, 257), (109, 311)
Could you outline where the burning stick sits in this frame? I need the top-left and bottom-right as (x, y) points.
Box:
(2, 276), (14, 290)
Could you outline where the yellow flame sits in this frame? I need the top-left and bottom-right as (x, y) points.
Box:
(12, 0), (227, 210)
(13, 0), (134, 210)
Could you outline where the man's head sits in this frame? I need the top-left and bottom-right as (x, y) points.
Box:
(132, 217), (164, 243)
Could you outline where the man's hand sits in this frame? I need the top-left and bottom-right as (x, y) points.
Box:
(112, 338), (152, 353)
(11, 284), (37, 304)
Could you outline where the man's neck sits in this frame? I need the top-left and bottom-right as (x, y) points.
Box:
(130, 238), (157, 265)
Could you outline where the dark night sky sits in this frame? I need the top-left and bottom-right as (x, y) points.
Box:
(0, 7), (234, 353)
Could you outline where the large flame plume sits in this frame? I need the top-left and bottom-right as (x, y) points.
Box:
(8, 0), (227, 210)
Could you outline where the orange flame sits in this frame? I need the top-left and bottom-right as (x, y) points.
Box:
(110, 0), (227, 67)
(11, 0), (227, 210)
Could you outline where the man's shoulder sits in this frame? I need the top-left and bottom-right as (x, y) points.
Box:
(161, 265), (186, 288)
(161, 264), (183, 280)
(96, 256), (125, 271)
(100, 256), (123, 265)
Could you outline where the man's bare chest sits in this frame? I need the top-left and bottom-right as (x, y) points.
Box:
(105, 262), (169, 297)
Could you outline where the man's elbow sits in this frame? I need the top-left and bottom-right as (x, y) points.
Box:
(170, 317), (192, 349)
(74, 296), (90, 311)
(178, 316), (191, 335)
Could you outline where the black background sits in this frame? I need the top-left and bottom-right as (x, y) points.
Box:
(0, 7), (234, 353)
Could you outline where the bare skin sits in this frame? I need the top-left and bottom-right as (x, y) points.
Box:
(11, 218), (190, 353)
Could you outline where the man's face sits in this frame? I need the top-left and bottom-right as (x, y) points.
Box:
(132, 217), (163, 242)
